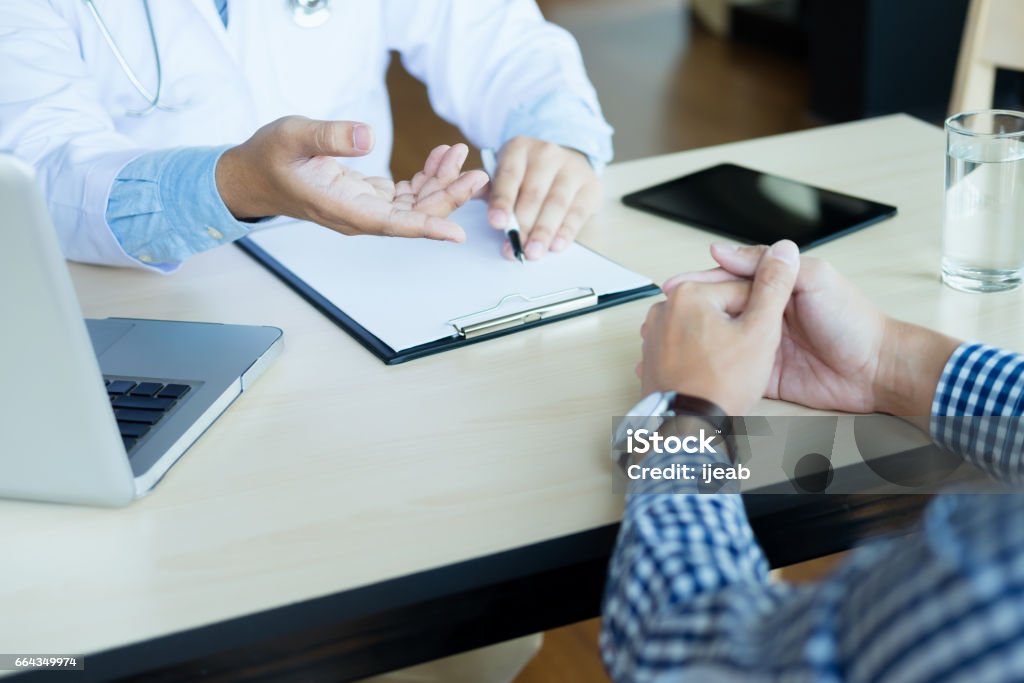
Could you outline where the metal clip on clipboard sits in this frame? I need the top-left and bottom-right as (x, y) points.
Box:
(447, 287), (599, 339)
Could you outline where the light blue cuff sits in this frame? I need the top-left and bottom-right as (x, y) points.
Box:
(107, 146), (252, 271)
(502, 91), (614, 172)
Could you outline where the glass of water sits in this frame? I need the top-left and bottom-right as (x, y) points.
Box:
(942, 110), (1024, 293)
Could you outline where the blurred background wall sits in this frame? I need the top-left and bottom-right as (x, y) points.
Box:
(388, 0), (810, 178)
(388, 0), (1024, 180)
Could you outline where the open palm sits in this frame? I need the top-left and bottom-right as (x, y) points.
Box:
(293, 143), (487, 242)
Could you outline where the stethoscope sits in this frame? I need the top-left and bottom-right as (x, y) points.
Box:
(82, 0), (332, 117)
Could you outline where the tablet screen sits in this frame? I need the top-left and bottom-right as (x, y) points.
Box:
(622, 163), (897, 249)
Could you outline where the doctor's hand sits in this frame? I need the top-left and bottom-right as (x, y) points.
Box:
(661, 244), (960, 416)
(487, 136), (601, 260)
(638, 240), (800, 415)
(216, 116), (487, 242)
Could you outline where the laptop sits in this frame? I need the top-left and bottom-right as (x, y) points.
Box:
(0, 156), (283, 506)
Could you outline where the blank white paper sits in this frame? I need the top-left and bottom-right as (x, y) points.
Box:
(245, 201), (653, 352)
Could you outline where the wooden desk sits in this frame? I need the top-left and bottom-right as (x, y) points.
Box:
(6, 115), (1023, 682)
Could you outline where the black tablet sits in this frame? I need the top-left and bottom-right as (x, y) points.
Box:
(622, 163), (897, 249)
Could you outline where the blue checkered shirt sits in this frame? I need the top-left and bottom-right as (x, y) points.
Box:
(602, 342), (1024, 682)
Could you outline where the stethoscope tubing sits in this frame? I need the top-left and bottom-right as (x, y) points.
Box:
(82, 0), (179, 116)
(83, 0), (331, 117)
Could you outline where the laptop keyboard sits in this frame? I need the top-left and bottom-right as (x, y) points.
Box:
(104, 379), (192, 453)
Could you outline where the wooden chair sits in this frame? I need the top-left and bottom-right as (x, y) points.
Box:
(692, 0), (732, 36)
(950, 0), (1024, 113)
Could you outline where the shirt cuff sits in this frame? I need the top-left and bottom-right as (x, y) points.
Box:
(502, 91), (614, 173)
(931, 343), (1024, 417)
(106, 146), (253, 272)
(930, 342), (1024, 460)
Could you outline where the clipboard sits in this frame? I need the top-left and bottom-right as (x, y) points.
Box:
(237, 202), (660, 365)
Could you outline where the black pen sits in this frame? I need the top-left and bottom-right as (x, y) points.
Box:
(481, 148), (525, 263)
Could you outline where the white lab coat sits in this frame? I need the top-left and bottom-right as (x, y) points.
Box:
(0, 0), (603, 267)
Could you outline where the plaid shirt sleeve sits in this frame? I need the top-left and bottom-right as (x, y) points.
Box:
(931, 343), (1024, 483)
(601, 342), (1024, 682)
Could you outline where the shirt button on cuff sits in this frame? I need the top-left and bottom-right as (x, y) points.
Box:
(138, 254), (155, 263)
(206, 226), (225, 241)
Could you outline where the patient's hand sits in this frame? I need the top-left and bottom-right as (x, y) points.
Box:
(663, 244), (958, 416)
(640, 241), (800, 416)
(217, 116), (487, 242)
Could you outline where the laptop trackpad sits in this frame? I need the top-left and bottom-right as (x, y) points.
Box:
(85, 319), (136, 358)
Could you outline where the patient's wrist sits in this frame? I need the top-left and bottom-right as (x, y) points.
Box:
(874, 319), (960, 417)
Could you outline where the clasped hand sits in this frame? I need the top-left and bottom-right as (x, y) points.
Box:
(639, 241), (802, 416)
(641, 242), (960, 418)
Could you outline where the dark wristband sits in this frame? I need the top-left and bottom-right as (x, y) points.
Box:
(667, 394), (733, 462)
(668, 394), (728, 421)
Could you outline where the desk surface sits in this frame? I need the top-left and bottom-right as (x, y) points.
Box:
(6, 115), (1024, 680)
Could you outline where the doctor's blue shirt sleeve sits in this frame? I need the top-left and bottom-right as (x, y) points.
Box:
(503, 91), (614, 172)
(105, 146), (254, 272)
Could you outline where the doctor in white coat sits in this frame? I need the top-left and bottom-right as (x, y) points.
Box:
(0, 1), (612, 680)
(0, 0), (613, 273)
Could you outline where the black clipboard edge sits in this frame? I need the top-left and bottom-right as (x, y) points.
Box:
(237, 237), (661, 366)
